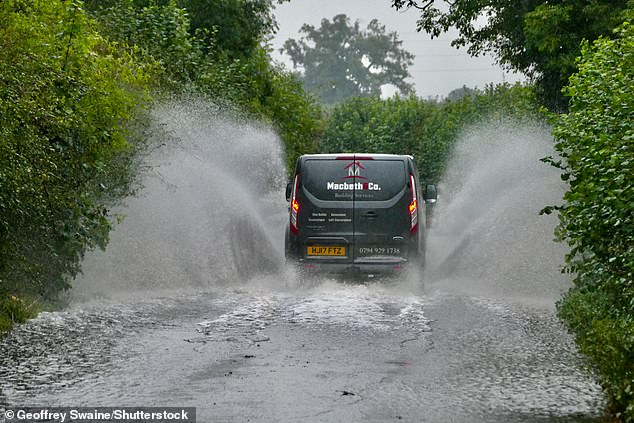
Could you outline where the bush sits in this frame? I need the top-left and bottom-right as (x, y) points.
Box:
(550, 17), (634, 420)
(0, 0), (153, 300)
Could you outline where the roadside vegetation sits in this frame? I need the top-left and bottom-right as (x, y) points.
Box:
(0, 0), (320, 331)
(1, 1), (633, 420)
(320, 84), (539, 186)
(546, 18), (634, 420)
(384, 1), (633, 418)
(390, 0), (631, 112)
(0, 0), (155, 327)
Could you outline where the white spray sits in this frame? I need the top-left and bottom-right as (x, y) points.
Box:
(424, 118), (571, 306)
(73, 97), (290, 299)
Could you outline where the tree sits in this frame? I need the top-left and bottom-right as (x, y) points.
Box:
(446, 85), (475, 101)
(390, 0), (631, 110)
(281, 14), (414, 105)
(84, 0), (322, 174)
(179, 0), (284, 58)
(84, 0), (289, 60)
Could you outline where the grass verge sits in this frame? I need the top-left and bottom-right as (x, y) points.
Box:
(0, 295), (39, 336)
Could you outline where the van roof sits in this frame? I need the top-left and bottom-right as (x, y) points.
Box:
(299, 153), (413, 161)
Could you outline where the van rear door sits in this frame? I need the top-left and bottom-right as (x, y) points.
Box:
(350, 158), (412, 266)
(299, 157), (356, 265)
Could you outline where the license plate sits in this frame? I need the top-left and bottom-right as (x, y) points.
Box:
(307, 246), (346, 256)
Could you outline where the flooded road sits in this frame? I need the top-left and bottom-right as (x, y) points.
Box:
(0, 103), (607, 421)
(0, 283), (603, 422)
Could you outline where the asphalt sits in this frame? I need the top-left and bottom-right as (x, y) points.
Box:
(0, 281), (605, 422)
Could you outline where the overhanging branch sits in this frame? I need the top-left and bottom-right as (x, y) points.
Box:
(392, 0), (435, 11)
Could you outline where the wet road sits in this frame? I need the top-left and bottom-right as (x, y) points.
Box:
(0, 106), (607, 421)
(0, 280), (604, 422)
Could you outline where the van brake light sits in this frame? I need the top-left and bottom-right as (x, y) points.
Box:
(290, 174), (300, 235)
(336, 156), (374, 160)
(409, 174), (418, 234)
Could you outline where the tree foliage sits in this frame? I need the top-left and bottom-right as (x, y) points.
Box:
(92, 0), (206, 87)
(85, 0), (322, 171)
(548, 17), (634, 419)
(390, 0), (631, 110)
(84, 0), (288, 59)
(281, 14), (414, 105)
(321, 83), (540, 185)
(178, 0), (286, 58)
(0, 0), (321, 320)
(0, 0), (153, 299)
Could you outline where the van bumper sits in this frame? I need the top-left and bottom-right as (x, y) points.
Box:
(296, 257), (410, 276)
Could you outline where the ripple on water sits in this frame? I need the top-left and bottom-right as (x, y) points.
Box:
(0, 302), (161, 403)
(195, 284), (431, 345)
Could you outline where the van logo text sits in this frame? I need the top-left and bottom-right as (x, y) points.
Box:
(326, 161), (381, 191)
(326, 182), (381, 191)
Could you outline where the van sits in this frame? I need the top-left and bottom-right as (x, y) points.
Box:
(284, 153), (437, 276)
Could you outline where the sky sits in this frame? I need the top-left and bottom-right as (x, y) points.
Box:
(269, 0), (526, 99)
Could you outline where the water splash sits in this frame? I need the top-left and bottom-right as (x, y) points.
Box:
(73, 97), (290, 300)
(424, 119), (571, 305)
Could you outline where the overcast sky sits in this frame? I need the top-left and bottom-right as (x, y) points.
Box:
(269, 0), (525, 99)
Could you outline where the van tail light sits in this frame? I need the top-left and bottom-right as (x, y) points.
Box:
(290, 174), (300, 235)
(408, 174), (418, 234)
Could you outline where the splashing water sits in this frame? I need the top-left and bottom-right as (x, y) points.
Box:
(74, 104), (569, 308)
(424, 119), (571, 306)
(73, 97), (291, 300)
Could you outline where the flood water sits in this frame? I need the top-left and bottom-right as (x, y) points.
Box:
(0, 100), (606, 422)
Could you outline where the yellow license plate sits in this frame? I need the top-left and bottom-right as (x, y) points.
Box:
(307, 246), (346, 256)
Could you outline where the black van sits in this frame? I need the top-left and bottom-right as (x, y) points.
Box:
(285, 153), (436, 276)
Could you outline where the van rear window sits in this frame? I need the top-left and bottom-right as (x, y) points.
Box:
(302, 159), (407, 201)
